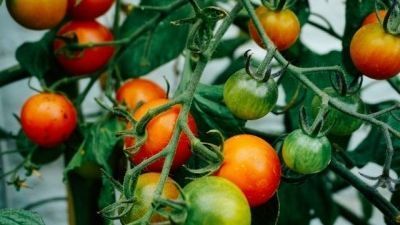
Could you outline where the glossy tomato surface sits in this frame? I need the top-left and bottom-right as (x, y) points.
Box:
(248, 6), (300, 50)
(216, 134), (281, 207)
(125, 99), (197, 171)
(362, 10), (387, 26)
(282, 129), (332, 174)
(68, 0), (114, 20)
(21, 93), (77, 148)
(116, 79), (166, 109)
(121, 173), (180, 224)
(183, 176), (251, 225)
(54, 20), (115, 75)
(350, 23), (400, 80)
(6, 0), (67, 30)
(223, 69), (278, 120)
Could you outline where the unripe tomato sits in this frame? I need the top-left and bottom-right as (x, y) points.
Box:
(282, 129), (332, 174)
(21, 93), (77, 148)
(311, 88), (365, 136)
(6, 0), (67, 30)
(125, 99), (197, 172)
(362, 10), (387, 26)
(68, 0), (114, 20)
(121, 173), (180, 224)
(350, 24), (400, 80)
(53, 20), (115, 75)
(223, 69), (278, 120)
(216, 134), (281, 207)
(183, 176), (251, 225)
(116, 79), (167, 109)
(248, 6), (300, 51)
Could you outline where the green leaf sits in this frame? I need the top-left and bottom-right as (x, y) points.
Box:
(192, 84), (246, 137)
(0, 209), (45, 225)
(212, 35), (248, 59)
(117, 0), (192, 77)
(0, 127), (14, 139)
(251, 194), (280, 225)
(15, 31), (55, 79)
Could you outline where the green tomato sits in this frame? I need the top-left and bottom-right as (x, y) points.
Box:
(311, 87), (366, 136)
(282, 129), (332, 174)
(223, 69), (278, 120)
(183, 176), (251, 225)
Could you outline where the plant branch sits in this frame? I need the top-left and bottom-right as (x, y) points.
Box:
(0, 65), (28, 88)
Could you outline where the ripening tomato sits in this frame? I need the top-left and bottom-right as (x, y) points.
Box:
(6, 0), (67, 30)
(121, 173), (180, 224)
(21, 93), (77, 148)
(362, 10), (387, 26)
(67, 0), (114, 20)
(282, 129), (332, 174)
(223, 69), (278, 120)
(216, 134), (281, 207)
(116, 79), (167, 109)
(125, 99), (197, 171)
(54, 20), (115, 75)
(248, 6), (300, 51)
(183, 176), (251, 225)
(350, 23), (400, 80)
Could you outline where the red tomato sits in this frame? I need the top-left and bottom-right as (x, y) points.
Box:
(116, 79), (167, 109)
(21, 93), (77, 148)
(6, 0), (67, 30)
(362, 10), (387, 26)
(350, 23), (400, 80)
(216, 134), (281, 207)
(125, 99), (197, 172)
(248, 6), (300, 51)
(53, 20), (115, 75)
(68, 0), (114, 20)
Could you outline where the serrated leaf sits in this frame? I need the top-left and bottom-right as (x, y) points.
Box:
(0, 209), (45, 225)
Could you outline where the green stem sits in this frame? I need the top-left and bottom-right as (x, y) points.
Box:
(113, 0), (122, 37)
(336, 201), (371, 225)
(0, 65), (28, 88)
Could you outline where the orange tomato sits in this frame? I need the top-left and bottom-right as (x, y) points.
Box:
(216, 134), (281, 207)
(125, 99), (197, 171)
(248, 6), (300, 51)
(362, 10), (387, 26)
(116, 79), (166, 109)
(21, 93), (77, 148)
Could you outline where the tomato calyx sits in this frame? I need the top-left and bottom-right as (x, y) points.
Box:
(299, 101), (332, 138)
(261, 0), (296, 11)
(329, 71), (363, 96)
(244, 49), (287, 82)
(152, 196), (188, 224)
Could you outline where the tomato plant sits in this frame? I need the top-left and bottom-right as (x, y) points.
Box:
(121, 172), (180, 224)
(116, 79), (167, 109)
(362, 10), (387, 26)
(311, 87), (366, 136)
(53, 20), (115, 75)
(350, 23), (400, 80)
(183, 176), (251, 225)
(6, 0), (67, 30)
(67, 0), (114, 20)
(125, 99), (197, 172)
(282, 129), (332, 174)
(223, 69), (278, 120)
(216, 134), (281, 207)
(20, 93), (77, 148)
(248, 5), (300, 51)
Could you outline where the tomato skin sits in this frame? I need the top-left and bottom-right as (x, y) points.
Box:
(53, 20), (115, 75)
(6, 0), (67, 30)
(67, 0), (114, 20)
(362, 10), (387, 26)
(20, 93), (77, 148)
(350, 24), (400, 80)
(248, 6), (300, 51)
(223, 69), (278, 120)
(311, 88), (365, 136)
(183, 176), (251, 225)
(121, 173), (180, 224)
(116, 79), (167, 109)
(125, 99), (197, 172)
(216, 134), (281, 207)
(282, 129), (331, 174)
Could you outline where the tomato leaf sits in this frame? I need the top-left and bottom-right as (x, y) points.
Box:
(117, 0), (191, 77)
(0, 209), (45, 225)
(251, 194), (280, 225)
(15, 31), (55, 80)
(212, 35), (248, 59)
(192, 84), (246, 137)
